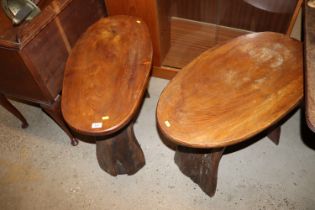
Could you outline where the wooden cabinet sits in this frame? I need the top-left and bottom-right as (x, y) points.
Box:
(105, 0), (302, 79)
(0, 0), (106, 144)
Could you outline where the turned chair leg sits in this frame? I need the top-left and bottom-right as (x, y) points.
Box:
(174, 146), (225, 197)
(40, 95), (78, 146)
(0, 93), (28, 129)
(96, 121), (145, 176)
(267, 126), (281, 145)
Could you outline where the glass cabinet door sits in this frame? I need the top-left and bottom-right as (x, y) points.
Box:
(159, 0), (300, 69)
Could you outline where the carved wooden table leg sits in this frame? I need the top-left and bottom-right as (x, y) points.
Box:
(40, 95), (78, 146)
(96, 122), (145, 176)
(174, 146), (225, 197)
(267, 126), (281, 145)
(0, 93), (28, 128)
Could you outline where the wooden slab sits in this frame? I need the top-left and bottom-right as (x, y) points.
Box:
(62, 15), (152, 136)
(304, 3), (315, 132)
(157, 32), (303, 148)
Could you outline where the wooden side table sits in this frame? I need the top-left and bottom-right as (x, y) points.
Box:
(157, 32), (303, 196)
(61, 16), (152, 175)
(0, 0), (105, 145)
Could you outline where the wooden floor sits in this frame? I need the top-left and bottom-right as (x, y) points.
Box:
(162, 17), (249, 69)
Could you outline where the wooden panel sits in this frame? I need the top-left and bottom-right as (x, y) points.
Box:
(58, 0), (106, 47)
(0, 49), (47, 102)
(62, 16), (152, 136)
(0, 6), (19, 48)
(157, 32), (303, 148)
(304, 3), (315, 132)
(37, 0), (54, 10)
(0, 0), (59, 48)
(18, 0), (106, 101)
(0, 5), (13, 37)
(104, 0), (170, 66)
(162, 17), (249, 68)
(22, 20), (68, 99)
(156, 0), (171, 64)
(170, 0), (219, 23)
(170, 0), (298, 33)
(152, 66), (178, 80)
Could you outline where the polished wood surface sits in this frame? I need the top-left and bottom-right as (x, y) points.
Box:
(157, 32), (303, 148)
(304, 3), (315, 132)
(104, 0), (170, 66)
(62, 15), (153, 136)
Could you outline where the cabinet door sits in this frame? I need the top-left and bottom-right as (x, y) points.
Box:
(0, 49), (48, 103)
(162, 0), (302, 70)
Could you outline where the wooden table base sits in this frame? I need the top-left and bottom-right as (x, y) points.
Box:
(0, 93), (28, 129)
(267, 127), (281, 145)
(175, 126), (281, 197)
(175, 147), (225, 197)
(96, 122), (145, 176)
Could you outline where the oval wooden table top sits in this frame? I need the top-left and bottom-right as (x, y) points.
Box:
(62, 15), (152, 136)
(157, 32), (303, 148)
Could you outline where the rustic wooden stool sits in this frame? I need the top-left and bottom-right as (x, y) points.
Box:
(61, 15), (152, 176)
(157, 32), (303, 196)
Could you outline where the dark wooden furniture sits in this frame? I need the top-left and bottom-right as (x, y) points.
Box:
(157, 32), (303, 196)
(304, 1), (315, 132)
(61, 16), (152, 175)
(104, 0), (302, 79)
(0, 0), (106, 145)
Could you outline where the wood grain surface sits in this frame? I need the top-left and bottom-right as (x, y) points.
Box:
(157, 32), (303, 148)
(304, 3), (315, 132)
(62, 15), (152, 136)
